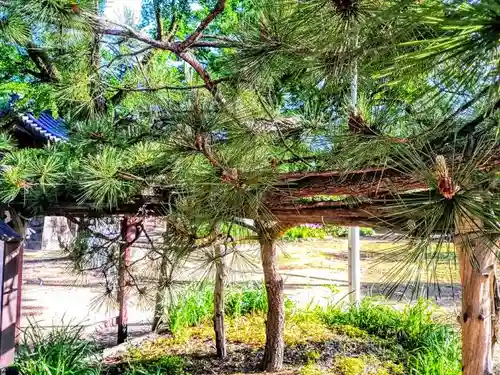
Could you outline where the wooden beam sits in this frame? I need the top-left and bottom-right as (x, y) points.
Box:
(0, 239), (22, 368)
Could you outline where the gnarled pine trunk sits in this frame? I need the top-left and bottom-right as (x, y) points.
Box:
(213, 244), (227, 358)
(259, 230), (284, 372)
(457, 234), (496, 375)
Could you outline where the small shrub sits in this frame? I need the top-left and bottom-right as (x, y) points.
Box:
(382, 361), (404, 375)
(306, 350), (321, 362)
(15, 322), (100, 375)
(320, 298), (460, 375)
(299, 362), (324, 375)
(166, 285), (213, 334)
(360, 227), (374, 236)
(286, 309), (334, 345)
(332, 356), (365, 375)
(330, 324), (369, 339)
(225, 282), (268, 317)
(332, 356), (403, 375)
(164, 282), (274, 334)
(299, 350), (323, 375)
(325, 225), (348, 237)
(123, 356), (187, 375)
(282, 225), (328, 241)
(282, 225), (374, 240)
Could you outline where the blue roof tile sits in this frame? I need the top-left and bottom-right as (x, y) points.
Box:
(19, 111), (69, 142)
(0, 221), (21, 242)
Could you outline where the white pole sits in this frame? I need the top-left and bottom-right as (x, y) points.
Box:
(348, 30), (361, 306)
(348, 226), (361, 305)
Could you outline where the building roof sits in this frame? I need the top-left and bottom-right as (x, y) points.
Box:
(18, 112), (69, 142)
(0, 94), (69, 143)
(0, 220), (21, 242)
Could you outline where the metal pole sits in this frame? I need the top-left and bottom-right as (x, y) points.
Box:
(348, 226), (361, 305)
(348, 31), (361, 306)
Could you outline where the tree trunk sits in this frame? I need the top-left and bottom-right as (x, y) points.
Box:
(457, 234), (496, 375)
(152, 248), (169, 332)
(117, 216), (138, 345)
(260, 233), (284, 372)
(213, 244), (227, 358)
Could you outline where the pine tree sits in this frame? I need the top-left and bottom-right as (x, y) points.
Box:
(0, 0), (499, 373)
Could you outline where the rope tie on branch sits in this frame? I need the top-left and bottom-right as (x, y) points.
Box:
(435, 155), (459, 199)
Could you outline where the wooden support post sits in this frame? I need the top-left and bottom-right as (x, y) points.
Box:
(348, 226), (361, 305)
(117, 217), (133, 345)
(0, 238), (22, 368)
(14, 242), (23, 345)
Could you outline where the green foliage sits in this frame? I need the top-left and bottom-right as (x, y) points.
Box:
(164, 282), (270, 334)
(122, 356), (187, 375)
(165, 284), (214, 334)
(77, 146), (141, 208)
(320, 298), (461, 375)
(332, 356), (366, 375)
(282, 225), (328, 240)
(330, 324), (369, 339)
(299, 362), (323, 375)
(108, 296), (458, 375)
(225, 282), (268, 317)
(332, 355), (404, 375)
(282, 225), (374, 240)
(15, 321), (100, 375)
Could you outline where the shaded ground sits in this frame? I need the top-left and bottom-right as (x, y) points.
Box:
(102, 313), (408, 375)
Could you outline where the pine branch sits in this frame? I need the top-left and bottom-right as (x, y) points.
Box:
(179, 0), (226, 50)
(230, 218), (257, 233)
(178, 51), (222, 99)
(26, 42), (60, 83)
(190, 41), (236, 48)
(101, 46), (152, 70)
(153, 0), (162, 41)
(115, 78), (228, 93)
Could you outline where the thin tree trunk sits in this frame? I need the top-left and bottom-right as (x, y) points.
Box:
(118, 216), (139, 345)
(152, 248), (169, 332)
(213, 244), (227, 358)
(260, 232), (284, 372)
(457, 233), (496, 375)
(89, 0), (107, 114)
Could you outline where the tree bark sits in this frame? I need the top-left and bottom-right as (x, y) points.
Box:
(213, 244), (227, 358)
(117, 216), (141, 344)
(457, 233), (496, 375)
(152, 247), (169, 332)
(259, 230), (284, 372)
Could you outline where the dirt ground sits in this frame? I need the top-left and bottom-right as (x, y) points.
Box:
(19, 237), (499, 368)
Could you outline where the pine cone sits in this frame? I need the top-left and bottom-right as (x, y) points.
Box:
(71, 3), (81, 13)
(194, 133), (205, 151)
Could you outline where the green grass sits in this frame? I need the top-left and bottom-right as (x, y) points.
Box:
(282, 225), (374, 241)
(164, 282), (273, 334)
(121, 356), (187, 375)
(320, 298), (461, 375)
(15, 321), (100, 375)
(15, 297), (460, 375)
